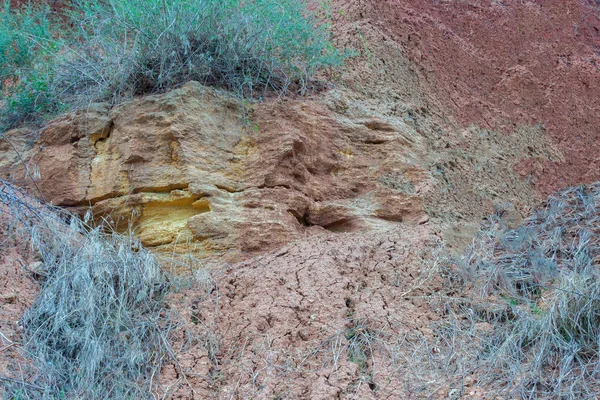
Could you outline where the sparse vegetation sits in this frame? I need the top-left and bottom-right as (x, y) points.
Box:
(5, 175), (599, 399)
(0, 1), (64, 129)
(457, 183), (600, 398)
(0, 0), (343, 132)
(0, 180), (175, 399)
(355, 183), (600, 399)
(396, 183), (600, 399)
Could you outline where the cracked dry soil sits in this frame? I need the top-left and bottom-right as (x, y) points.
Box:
(160, 225), (454, 399)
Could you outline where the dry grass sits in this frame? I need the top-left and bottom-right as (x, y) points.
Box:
(460, 184), (600, 398)
(411, 183), (600, 399)
(361, 183), (600, 399)
(0, 180), (177, 399)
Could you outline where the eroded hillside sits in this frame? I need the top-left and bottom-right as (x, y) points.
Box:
(2, 0), (600, 399)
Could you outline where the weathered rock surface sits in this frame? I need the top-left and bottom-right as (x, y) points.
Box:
(1, 73), (563, 258)
(2, 83), (433, 260)
(3, 0), (600, 398)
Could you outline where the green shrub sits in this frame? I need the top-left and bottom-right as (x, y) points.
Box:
(1, 0), (343, 131)
(0, 1), (64, 130)
(71, 0), (342, 97)
(0, 2), (53, 82)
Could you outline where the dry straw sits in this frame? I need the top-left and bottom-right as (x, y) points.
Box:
(0, 180), (176, 399)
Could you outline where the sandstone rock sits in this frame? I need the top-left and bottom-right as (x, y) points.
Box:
(0, 76), (560, 259)
(1, 82), (432, 261)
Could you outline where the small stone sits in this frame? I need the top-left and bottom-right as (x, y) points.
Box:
(298, 329), (310, 341)
(28, 261), (44, 273)
(0, 293), (17, 304)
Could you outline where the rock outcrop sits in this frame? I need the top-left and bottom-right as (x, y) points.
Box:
(5, 0), (593, 261)
(1, 73), (564, 259)
(3, 0), (600, 398)
(1, 83), (432, 260)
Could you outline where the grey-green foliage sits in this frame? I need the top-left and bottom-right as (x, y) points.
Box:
(0, 181), (174, 399)
(1, 0), (343, 132)
(0, 1), (64, 129)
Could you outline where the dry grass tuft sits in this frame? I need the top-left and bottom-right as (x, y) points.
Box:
(0, 180), (176, 399)
(429, 183), (600, 399)
(381, 183), (600, 399)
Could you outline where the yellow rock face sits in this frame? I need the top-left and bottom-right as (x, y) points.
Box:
(0, 81), (560, 261)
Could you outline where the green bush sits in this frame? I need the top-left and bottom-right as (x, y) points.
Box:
(1, 0), (343, 131)
(0, 1), (64, 129)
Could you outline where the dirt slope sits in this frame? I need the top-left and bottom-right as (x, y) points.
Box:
(332, 0), (600, 196)
(2, 0), (600, 399)
(160, 226), (453, 399)
(0, 207), (39, 390)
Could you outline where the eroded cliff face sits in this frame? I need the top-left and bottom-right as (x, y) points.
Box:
(2, 0), (597, 265)
(3, 1), (600, 398)
(1, 83), (428, 259)
(3, 0), (597, 261)
(332, 0), (600, 197)
(0, 77), (561, 261)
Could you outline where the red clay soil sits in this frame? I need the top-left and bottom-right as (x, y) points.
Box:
(0, 235), (39, 392)
(340, 0), (600, 196)
(159, 226), (457, 399)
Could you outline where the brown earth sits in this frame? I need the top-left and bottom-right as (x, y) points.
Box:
(9, 0), (68, 12)
(0, 216), (39, 389)
(158, 226), (459, 399)
(2, 0), (600, 399)
(332, 0), (600, 197)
